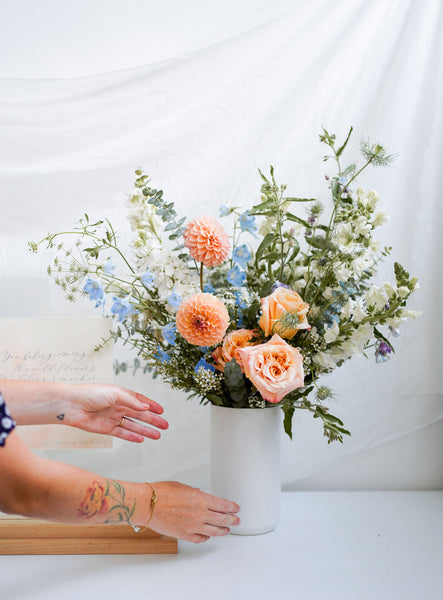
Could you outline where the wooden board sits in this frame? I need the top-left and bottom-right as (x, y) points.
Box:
(0, 518), (178, 555)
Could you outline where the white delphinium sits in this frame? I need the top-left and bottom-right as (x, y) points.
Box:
(313, 351), (337, 371)
(357, 188), (379, 211)
(383, 282), (397, 299)
(126, 189), (163, 235)
(372, 210), (389, 228)
(353, 215), (372, 237)
(332, 222), (356, 254)
(365, 285), (389, 311)
(323, 320), (340, 344)
(334, 263), (353, 281)
(351, 249), (375, 277)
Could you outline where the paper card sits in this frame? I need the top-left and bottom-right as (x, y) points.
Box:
(0, 318), (113, 449)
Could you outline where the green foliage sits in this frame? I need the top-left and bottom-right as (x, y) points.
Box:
(224, 359), (249, 408)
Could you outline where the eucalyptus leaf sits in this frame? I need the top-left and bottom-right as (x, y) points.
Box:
(224, 359), (249, 407)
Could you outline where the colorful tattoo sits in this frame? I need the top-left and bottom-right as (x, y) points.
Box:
(78, 480), (136, 525)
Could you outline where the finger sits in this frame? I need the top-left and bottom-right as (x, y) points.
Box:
(206, 510), (241, 528)
(125, 389), (165, 415)
(199, 524), (230, 537)
(124, 407), (169, 430)
(187, 534), (210, 544)
(118, 417), (162, 440)
(206, 494), (241, 515)
(112, 426), (146, 444)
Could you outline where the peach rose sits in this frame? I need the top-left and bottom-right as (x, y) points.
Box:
(259, 287), (310, 339)
(237, 334), (304, 403)
(212, 329), (258, 372)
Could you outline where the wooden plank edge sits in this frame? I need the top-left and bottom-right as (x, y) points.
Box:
(0, 519), (161, 539)
(0, 536), (178, 555)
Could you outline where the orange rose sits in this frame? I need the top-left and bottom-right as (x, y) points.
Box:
(237, 334), (304, 403)
(78, 481), (109, 518)
(212, 329), (258, 372)
(259, 287), (309, 339)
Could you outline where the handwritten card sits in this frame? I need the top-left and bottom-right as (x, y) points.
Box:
(0, 318), (113, 449)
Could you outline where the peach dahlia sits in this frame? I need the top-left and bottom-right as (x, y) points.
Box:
(183, 215), (230, 267)
(176, 293), (230, 346)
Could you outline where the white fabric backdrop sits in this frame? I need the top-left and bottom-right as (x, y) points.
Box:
(0, 0), (441, 487)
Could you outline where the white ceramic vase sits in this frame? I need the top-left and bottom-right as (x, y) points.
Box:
(210, 404), (281, 535)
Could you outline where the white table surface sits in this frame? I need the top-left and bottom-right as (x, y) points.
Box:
(0, 491), (442, 600)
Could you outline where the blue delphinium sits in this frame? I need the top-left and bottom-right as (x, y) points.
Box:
(203, 283), (216, 294)
(219, 204), (232, 217)
(141, 268), (156, 289)
(162, 322), (177, 346)
(102, 260), (116, 275)
(239, 211), (257, 235)
(111, 296), (136, 322)
(167, 289), (181, 309)
(232, 244), (252, 269)
(194, 358), (216, 373)
(154, 347), (171, 363)
(83, 278), (105, 307)
(227, 265), (246, 287)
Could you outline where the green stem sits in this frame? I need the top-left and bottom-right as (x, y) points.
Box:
(200, 263), (204, 292)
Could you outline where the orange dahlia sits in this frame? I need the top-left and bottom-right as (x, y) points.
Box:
(176, 293), (230, 346)
(183, 216), (230, 267)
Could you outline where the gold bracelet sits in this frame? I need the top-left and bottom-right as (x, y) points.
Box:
(132, 482), (158, 533)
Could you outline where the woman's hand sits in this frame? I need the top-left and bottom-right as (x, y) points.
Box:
(148, 481), (241, 543)
(65, 383), (169, 443)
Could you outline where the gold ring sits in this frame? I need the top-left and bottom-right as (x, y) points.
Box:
(119, 417), (125, 428)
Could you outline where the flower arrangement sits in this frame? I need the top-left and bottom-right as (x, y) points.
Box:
(30, 128), (420, 442)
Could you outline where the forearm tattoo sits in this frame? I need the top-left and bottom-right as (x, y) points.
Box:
(78, 480), (136, 525)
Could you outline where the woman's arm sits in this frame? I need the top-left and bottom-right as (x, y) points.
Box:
(0, 379), (169, 443)
(0, 430), (240, 543)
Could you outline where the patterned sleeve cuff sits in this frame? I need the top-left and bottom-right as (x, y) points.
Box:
(0, 392), (16, 447)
